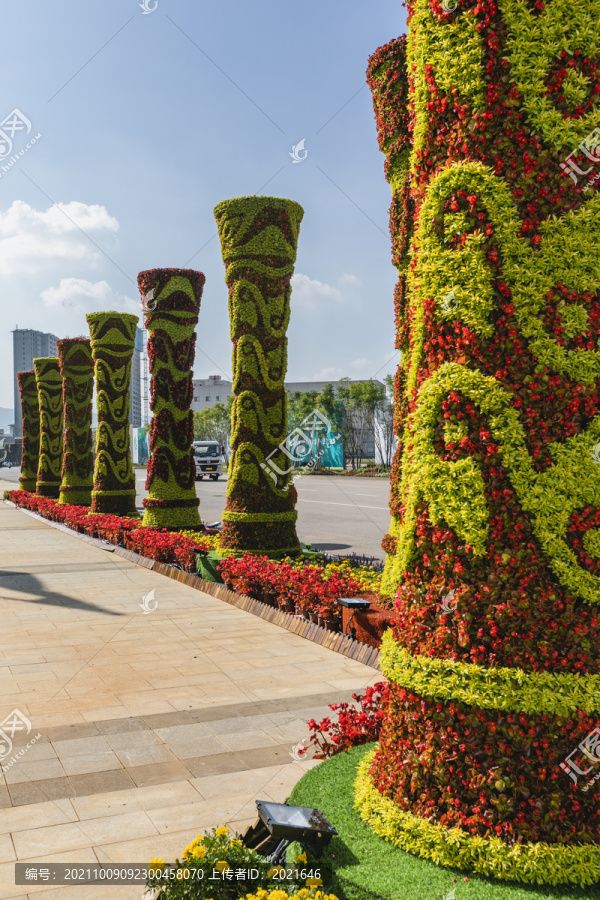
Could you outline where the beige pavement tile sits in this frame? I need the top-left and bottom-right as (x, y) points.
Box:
(4, 759), (67, 785)
(183, 753), (249, 779)
(93, 827), (204, 864)
(77, 810), (158, 845)
(95, 717), (148, 735)
(103, 730), (159, 751)
(12, 822), (90, 859)
(191, 766), (285, 801)
(0, 799), (76, 836)
(60, 752), (122, 776)
(216, 731), (278, 752)
(127, 760), (191, 788)
(146, 795), (252, 834)
(71, 781), (201, 821)
(0, 835), (14, 864)
(51, 736), (111, 757)
(113, 745), (175, 768)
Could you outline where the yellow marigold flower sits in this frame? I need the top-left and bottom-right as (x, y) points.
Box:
(215, 825), (229, 836)
(191, 845), (207, 858)
(215, 859), (229, 872)
(148, 857), (166, 870)
(266, 891), (288, 900)
(306, 876), (323, 888)
(294, 851), (307, 864)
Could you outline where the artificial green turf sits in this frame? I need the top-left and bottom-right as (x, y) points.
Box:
(287, 743), (600, 900)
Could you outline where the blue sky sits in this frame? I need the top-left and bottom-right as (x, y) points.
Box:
(0, 0), (407, 410)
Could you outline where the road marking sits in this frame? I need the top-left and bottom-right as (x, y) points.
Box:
(296, 499), (388, 510)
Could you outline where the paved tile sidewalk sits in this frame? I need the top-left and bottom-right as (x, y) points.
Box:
(0, 487), (378, 899)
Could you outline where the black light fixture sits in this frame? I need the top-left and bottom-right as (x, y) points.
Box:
(338, 597), (371, 637)
(242, 801), (337, 864)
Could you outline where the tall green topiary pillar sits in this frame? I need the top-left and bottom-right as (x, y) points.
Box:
(16, 371), (40, 492)
(34, 358), (63, 498)
(87, 312), (139, 516)
(214, 195), (303, 554)
(138, 268), (205, 529)
(57, 338), (94, 507)
(357, 0), (600, 887)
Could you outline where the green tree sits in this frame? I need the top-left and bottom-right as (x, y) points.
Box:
(337, 379), (386, 469)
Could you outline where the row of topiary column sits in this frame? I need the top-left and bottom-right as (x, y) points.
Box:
(16, 195), (303, 550)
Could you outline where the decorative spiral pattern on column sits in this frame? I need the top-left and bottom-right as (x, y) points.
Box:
(87, 312), (139, 516)
(57, 338), (94, 507)
(33, 358), (63, 499)
(16, 371), (40, 493)
(214, 195), (303, 554)
(138, 268), (205, 530)
(360, 0), (600, 886)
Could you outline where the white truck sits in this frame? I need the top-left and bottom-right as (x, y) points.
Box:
(193, 441), (226, 481)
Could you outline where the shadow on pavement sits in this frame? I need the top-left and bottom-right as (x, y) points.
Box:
(0, 571), (124, 616)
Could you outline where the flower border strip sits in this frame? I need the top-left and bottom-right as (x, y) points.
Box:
(380, 631), (600, 717)
(355, 747), (600, 887)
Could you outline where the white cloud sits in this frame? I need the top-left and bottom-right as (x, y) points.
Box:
(0, 199), (135, 408)
(339, 273), (362, 288)
(41, 278), (137, 315)
(291, 273), (344, 309)
(0, 200), (119, 275)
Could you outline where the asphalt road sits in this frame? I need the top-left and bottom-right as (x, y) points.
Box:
(2, 467), (391, 561)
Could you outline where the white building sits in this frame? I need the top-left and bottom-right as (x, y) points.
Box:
(191, 375), (233, 412)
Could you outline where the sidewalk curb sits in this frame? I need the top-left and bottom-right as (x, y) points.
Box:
(4, 500), (381, 671)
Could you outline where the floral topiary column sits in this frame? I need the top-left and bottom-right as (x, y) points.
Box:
(357, 0), (600, 887)
(16, 371), (40, 492)
(214, 195), (303, 554)
(87, 312), (139, 516)
(34, 358), (63, 498)
(57, 338), (94, 507)
(138, 268), (205, 529)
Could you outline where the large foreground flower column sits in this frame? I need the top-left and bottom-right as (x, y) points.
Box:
(34, 358), (63, 498)
(214, 195), (303, 554)
(138, 268), (205, 529)
(358, 0), (600, 887)
(16, 371), (40, 492)
(87, 312), (139, 516)
(57, 338), (94, 507)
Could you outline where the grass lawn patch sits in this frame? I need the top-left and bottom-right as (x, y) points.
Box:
(287, 744), (600, 900)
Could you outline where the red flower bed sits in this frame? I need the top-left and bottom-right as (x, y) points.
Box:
(308, 682), (386, 759)
(5, 490), (210, 572)
(217, 554), (365, 621)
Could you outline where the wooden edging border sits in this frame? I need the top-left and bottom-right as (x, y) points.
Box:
(4, 500), (381, 671)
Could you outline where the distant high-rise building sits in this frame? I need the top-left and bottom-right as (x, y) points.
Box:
(12, 329), (59, 436)
(130, 327), (143, 428)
